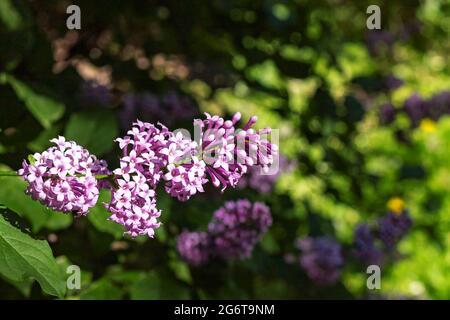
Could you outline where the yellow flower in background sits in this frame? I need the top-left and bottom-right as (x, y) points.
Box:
(387, 197), (405, 215)
(420, 118), (437, 133)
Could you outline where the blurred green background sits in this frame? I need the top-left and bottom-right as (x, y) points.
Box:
(1, 0), (450, 299)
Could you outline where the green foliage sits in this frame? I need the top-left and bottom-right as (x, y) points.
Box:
(0, 215), (66, 298)
(65, 110), (118, 156)
(0, 74), (65, 129)
(0, 176), (51, 232)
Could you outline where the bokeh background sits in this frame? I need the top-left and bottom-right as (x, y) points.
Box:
(1, 0), (450, 299)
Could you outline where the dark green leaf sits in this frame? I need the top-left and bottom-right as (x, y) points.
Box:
(0, 215), (66, 298)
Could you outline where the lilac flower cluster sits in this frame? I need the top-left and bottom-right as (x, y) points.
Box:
(378, 210), (413, 249)
(177, 231), (211, 266)
(104, 121), (170, 237)
(353, 209), (412, 265)
(195, 113), (277, 192)
(18, 136), (109, 216)
(18, 111), (277, 238)
(296, 237), (344, 286)
(107, 112), (276, 236)
(119, 91), (198, 129)
(208, 199), (273, 260)
(176, 200), (272, 265)
(353, 224), (384, 266)
(379, 90), (450, 126)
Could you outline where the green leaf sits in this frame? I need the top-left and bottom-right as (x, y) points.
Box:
(0, 176), (51, 232)
(0, 215), (66, 298)
(27, 154), (36, 165)
(130, 271), (190, 300)
(88, 190), (123, 239)
(65, 110), (118, 156)
(80, 277), (122, 300)
(1, 74), (65, 129)
(45, 212), (72, 231)
(0, 0), (22, 31)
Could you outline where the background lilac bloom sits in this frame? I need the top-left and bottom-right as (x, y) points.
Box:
(237, 155), (295, 193)
(18, 136), (109, 216)
(177, 231), (212, 266)
(428, 90), (450, 120)
(208, 199), (272, 260)
(118, 91), (198, 129)
(79, 81), (113, 108)
(353, 224), (384, 266)
(379, 103), (397, 125)
(403, 94), (428, 126)
(378, 210), (413, 250)
(297, 237), (344, 286)
(384, 75), (404, 91)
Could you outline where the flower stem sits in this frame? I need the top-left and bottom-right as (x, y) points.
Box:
(0, 170), (114, 180)
(0, 171), (18, 176)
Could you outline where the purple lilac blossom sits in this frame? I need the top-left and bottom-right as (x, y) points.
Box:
(79, 81), (112, 107)
(297, 236), (344, 286)
(404, 93), (428, 126)
(428, 90), (450, 120)
(208, 199), (272, 260)
(378, 210), (413, 250)
(18, 136), (109, 216)
(177, 231), (211, 266)
(384, 75), (404, 91)
(194, 112), (278, 192)
(353, 224), (384, 266)
(104, 120), (171, 237)
(162, 132), (208, 201)
(379, 103), (397, 125)
(118, 91), (197, 129)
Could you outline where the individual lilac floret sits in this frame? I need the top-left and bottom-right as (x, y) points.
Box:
(79, 81), (112, 108)
(378, 210), (413, 250)
(297, 237), (344, 286)
(105, 174), (161, 238)
(353, 224), (384, 266)
(194, 112), (278, 192)
(18, 136), (108, 216)
(177, 231), (211, 266)
(208, 199), (272, 260)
